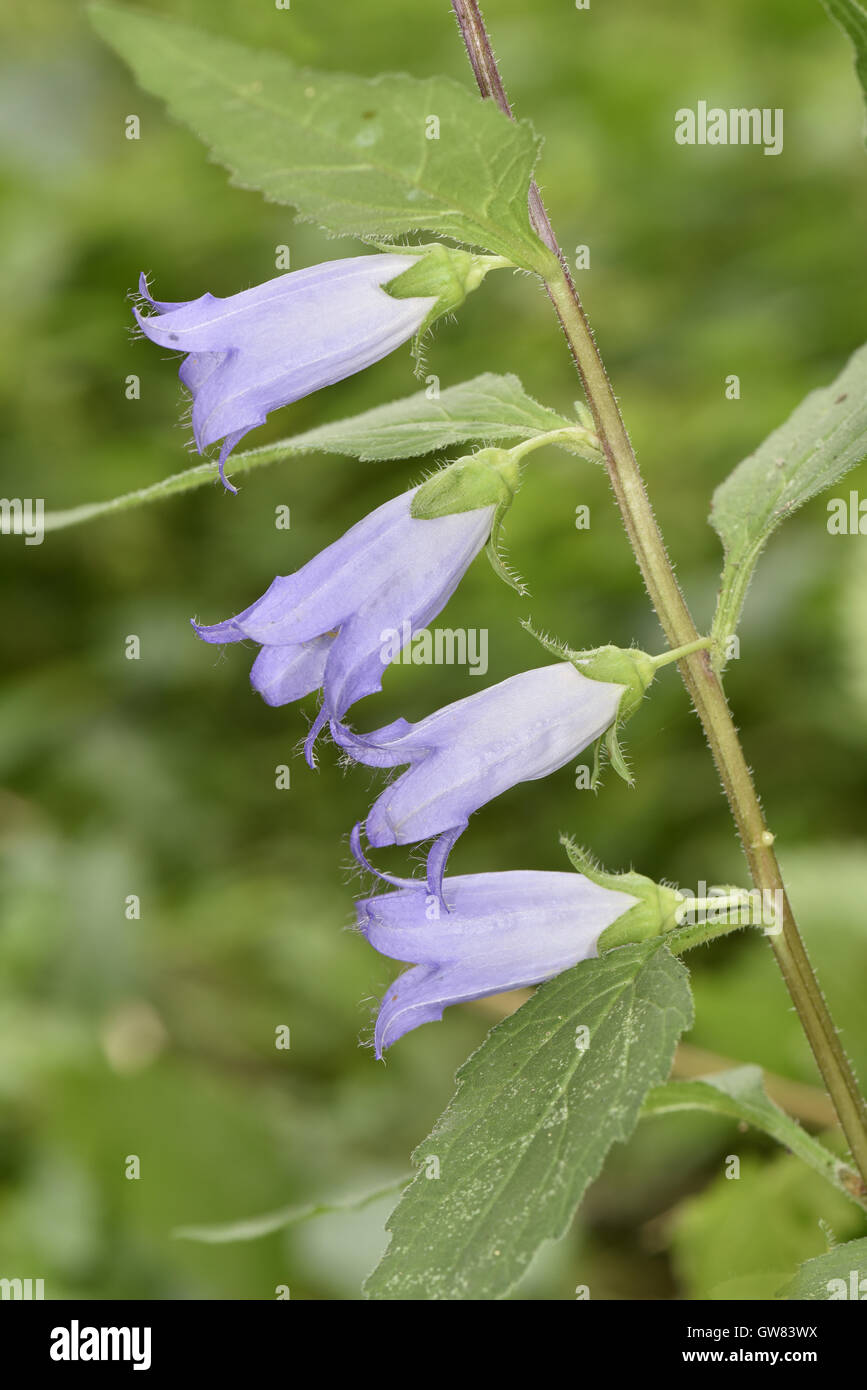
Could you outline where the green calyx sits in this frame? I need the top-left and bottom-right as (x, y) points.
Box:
(411, 447), (520, 520)
(383, 242), (510, 336)
(409, 420), (602, 595)
(569, 644), (656, 722)
(522, 621), (658, 786)
(409, 416), (602, 593)
(411, 424), (600, 526)
(561, 836), (685, 950)
(411, 446), (525, 594)
(521, 627), (714, 788)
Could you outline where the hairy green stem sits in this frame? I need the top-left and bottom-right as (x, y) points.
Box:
(507, 425), (599, 463)
(450, 0), (867, 1186)
(650, 637), (713, 671)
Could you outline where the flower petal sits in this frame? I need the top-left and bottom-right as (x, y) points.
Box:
(250, 636), (333, 707)
(342, 664), (624, 846)
(193, 491), (424, 647)
(319, 508), (493, 721)
(136, 256), (434, 475)
(359, 869), (638, 1054)
(193, 489), (493, 726)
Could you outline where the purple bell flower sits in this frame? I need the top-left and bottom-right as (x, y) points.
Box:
(357, 870), (638, 1054)
(134, 255), (435, 492)
(193, 487), (495, 763)
(335, 662), (626, 898)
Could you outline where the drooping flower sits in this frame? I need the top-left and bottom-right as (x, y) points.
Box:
(356, 870), (638, 1055)
(336, 662), (629, 898)
(134, 254), (436, 492)
(193, 487), (495, 762)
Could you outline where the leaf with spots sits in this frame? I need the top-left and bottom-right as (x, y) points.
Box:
(89, 4), (553, 273)
(364, 939), (693, 1300)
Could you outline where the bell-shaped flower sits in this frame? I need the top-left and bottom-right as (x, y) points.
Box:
(336, 661), (630, 898)
(193, 487), (495, 763)
(134, 254), (435, 492)
(356, 869), (639, 1055)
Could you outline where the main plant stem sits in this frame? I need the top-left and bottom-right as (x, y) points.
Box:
(451, 0), (867, 1188)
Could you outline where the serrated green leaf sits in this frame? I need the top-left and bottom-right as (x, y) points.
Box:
(710, 343), (867, 656)
(821, 0), (867, 141)
(296, 372), (570, 461)
(44, 374), (570, 532)
(89, 4), (554, 273)
(173, 1176), (408, 1244)
(779, 1237), (867, 1299)
(643, 1066), (866, 1210)
(364, 939), (693, 1301)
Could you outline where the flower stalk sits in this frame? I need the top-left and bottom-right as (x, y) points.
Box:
(648, 637), (714, 671)
(451, 0), (867, 1185)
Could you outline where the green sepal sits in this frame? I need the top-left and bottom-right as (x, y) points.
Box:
(604, 722), (633, 786)
(589, 728), (604, 791)
(411, 446), (520, 521)
(519, 618), (574, 663)
(520, 621), (655, 715)
(412, 444), (527, 592)
(560, 836), (685, 949)
(383, 242), (509, 340)
(571, 644), (656, 786)
(571, 644), (656, 721)
(486, 499), (527, 595)
(586, 723), (630, 790)
(521, 622), (657, 788)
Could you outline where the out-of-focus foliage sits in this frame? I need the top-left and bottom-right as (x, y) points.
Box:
(672, 1151), (864, 1300)
(1, 0), (865, 1299)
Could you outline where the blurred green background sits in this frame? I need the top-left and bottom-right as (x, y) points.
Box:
(1, 0), (866, 1300)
